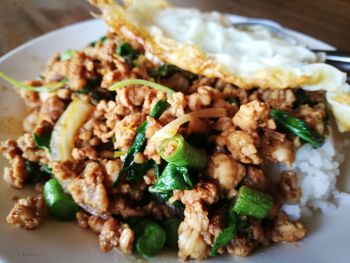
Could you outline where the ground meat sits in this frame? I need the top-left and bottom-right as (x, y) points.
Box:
(213, 117), (235, 131)
(113, 113), (142, 152)
(0, 140), (28, 188)
(102, 159), (122, 188)
(51, 160), (80, 184)
(183, 201), (209, 232)
(161, 73), (191, 94)
(187, 86), (214, 111)
(17, 133), (48, 164)
(251, 221), (270, 246)
(18, 87), (41, 109)
(6, 195), (47, 230)
(269, 213), (307, 242)
(3, 156), (27, 189)
(233, 100), (270, 131)
(168, 92), (187, 117)
(99, 217), (134, 255)
(172, 181), (219, 205)
(116, 86), (144, 110)
(111, 180), (147, 201)
(204, 208), (225, 248)
(296, 103), (326, 135)
(65, 52), (88, 91)
(243, 166), (267, 191)
(226, 235), (255, 257)
(23, 110), (40, 132)
(225, 131), (262, 164)
(260, 137), (295, 166)
(68, 162), (109, 215)
(76, 210), (90, 228)
(279, 171), (301, 203)
(40, 96), (66, 124)
(93, 100), (120, 141)
(72, 146), (97, 161)
(207, 153), (246, 198)
(111, 197), (173, 220)
(259, 89), (296, 110)
(178, 220), (210, 260)
(143, 136), (161, 164)
(145, 117), (162, 139)
(88, 215), (106, 234)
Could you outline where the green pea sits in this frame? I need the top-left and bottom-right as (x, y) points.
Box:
(43, 178), (79, 221)
(134, 220), (166, 257)
(163, 218), (181, 247)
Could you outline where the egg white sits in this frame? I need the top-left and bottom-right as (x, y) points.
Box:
(90, 0), (350, 132)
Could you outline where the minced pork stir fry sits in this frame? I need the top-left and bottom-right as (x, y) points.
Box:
(0, 32), (328, 260)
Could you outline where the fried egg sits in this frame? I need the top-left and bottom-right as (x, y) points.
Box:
(90, 0), (350, 132)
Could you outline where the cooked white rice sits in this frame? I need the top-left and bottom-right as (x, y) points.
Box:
(282, 134), (350, 220)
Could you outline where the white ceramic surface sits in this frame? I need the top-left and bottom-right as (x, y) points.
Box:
(0, 18), (349, 263)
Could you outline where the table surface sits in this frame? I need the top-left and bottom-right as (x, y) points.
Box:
(1, 0), (350, 56)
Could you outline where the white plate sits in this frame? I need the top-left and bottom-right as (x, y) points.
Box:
(0, 18), (349, 263)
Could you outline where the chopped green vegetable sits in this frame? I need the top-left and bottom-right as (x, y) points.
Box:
(116, 100), (169, 184)
(150, 100), (170, 119)
(210, 211), (239, 257)
(225, 97), (239, 105)
(293, 89), (310, 108)
(124, 160), (155, 181)
(271, 109), (325, 148)
(113, 150), (125, 158)
(32, 132), (51, 151)
(109, 79), (174, 94)
(0, 71), (66, 92)
(149, 163), (193, 195)
(210, 211), (238, 256)
(149, 64), (197, 81)
(60, 49), (76, 61)
(210, 225), (237, 256)
(89, 35), (107, 47)
(76, 77), (102, 94)
(163, 218), (181, 247)
(158, 134), (207, 169)
(134, 219), (166, 257)
(43, 164), (52, 174)
(118, 121), (147, 180)
(116, 42), (138, 66)
(25, 161), (51, 183)
(43, 178), (79, 221)
(233, 185), (273, 219)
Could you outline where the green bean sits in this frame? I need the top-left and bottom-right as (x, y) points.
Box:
(134, 219), (166, 257)
(232, 185), (273, 219)
(43, 178), (79, 221)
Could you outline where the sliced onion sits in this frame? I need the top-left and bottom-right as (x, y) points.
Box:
(109, 79), (175, 94)
(150, 107), (227, 147)
(50, 97), (94, 161)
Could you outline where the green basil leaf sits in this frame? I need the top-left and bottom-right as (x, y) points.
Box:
(32, 132), (51, 151)
(149, 164), (193, 194)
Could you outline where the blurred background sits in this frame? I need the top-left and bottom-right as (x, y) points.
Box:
(1, 0), (350, 55)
